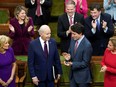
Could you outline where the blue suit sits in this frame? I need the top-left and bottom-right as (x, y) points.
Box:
(69, 36), (92, 87)
(28, 38), (62, 87)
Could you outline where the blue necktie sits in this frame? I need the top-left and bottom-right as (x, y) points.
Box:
(97, 19), (100, 31)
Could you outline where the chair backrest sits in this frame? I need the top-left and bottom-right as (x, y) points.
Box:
(0, 8), (10, 24)
(91, 56), (104, 86)
(16, 60), (27, 78)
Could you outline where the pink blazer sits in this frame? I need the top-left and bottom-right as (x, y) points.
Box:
(65, 0), (88, 18)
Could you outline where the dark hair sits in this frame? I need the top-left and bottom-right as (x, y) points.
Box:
(71, 23), (84, 35)
(90, 3), (101, 11)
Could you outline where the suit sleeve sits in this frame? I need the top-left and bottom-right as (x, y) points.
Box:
(104, 14), (114, 37)
(53, 40), (62, 74)
(57, 16), (70, 38)
(41, 0), (52, 7)
(28, 43), (36, 77)
(25, 0), (36, 8)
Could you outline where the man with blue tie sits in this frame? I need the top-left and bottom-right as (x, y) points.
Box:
(63, 23), (93, 87)
(84, 3), (114, 55)
(28, 25), (62, 87)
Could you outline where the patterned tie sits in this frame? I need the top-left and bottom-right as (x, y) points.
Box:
(44, 41), (48, 58)
(97, 19), (100, 31)
(36, 0), (40, 17)
(74, 40), (78, 54)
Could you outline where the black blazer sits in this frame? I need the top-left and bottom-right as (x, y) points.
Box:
(25, 0), (52, 25)
(57, 12), (84, 53)
(84, 13), (114, 55)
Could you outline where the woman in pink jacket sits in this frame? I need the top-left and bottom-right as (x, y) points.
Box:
(65, 0), (88, 18)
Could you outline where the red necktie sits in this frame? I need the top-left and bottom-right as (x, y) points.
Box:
(74, 40), (78, 53)
(44, 41), (48, 58)
(70, 16), (73, 25)
(36, 0), (40, 17)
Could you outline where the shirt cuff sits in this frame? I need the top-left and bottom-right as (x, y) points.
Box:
(32, 76), (37, 80)
(40, 0), (45, 4)
(104, 27), (108, 33)
(91, 28), (96, 34)
(31, 0), (35, 5)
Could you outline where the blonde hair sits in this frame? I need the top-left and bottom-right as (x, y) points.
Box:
(109, 36), (116, 48)
(14, 5), (29, 26)
(0, 35), (11, 49)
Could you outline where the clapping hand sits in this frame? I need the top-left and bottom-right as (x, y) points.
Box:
(100, 65), (107, 72)
(102, 20), (107, 29)
(91, 20), (97, 29)
(9, 24), (15, 33)
(28, 25), (33, 32)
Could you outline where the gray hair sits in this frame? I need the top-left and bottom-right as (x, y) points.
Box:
(38, 25), (51, 35)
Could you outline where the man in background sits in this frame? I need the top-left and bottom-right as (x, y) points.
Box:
(84, 3), (114, 55)
(25, 0), (52, 27)
(57, 0), (84, 54)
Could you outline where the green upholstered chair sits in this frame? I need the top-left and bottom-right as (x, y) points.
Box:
(16, 55), (34, 87)
(60, 56), (70, 87)
(48, 22), (60, 43)
(0, 8), (10, 24)
(91, 56), (104, 87)
(51, 0), (64, 16)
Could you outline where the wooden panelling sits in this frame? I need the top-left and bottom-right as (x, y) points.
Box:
(87, 0), (103, 7)
(0, 24), (9, 35)
(0, 0), (24, 3)
(0, 0), (24, 17)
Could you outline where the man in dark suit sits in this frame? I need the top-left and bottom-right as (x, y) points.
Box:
(28, 25), (62, 87)
(63, 23), (92, 87)
(57, 0), (84, 54)
(84, 3), (114, 56)
(25, 0), (52, 27)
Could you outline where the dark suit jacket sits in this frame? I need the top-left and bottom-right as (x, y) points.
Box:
(28, 38), (62, 81)
(57, 12), (84, 53)
(84, 13), (114, 55)
(25, 0), (52, 25)
(69, 36), (92, 83)
(9, 17), (34, 55)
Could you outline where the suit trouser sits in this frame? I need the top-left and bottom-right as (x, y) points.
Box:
(34, 80), (54, 87)
(70, 77), (89, 87)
